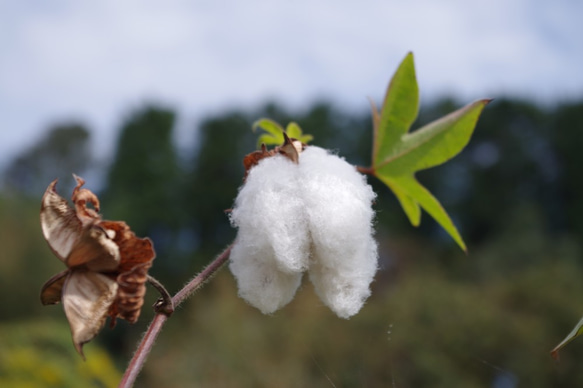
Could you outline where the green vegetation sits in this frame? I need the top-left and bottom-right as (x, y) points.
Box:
(2, 93), (583, 386)
(369, 53), (489, 251)
(0, 320), (120, 387)
(253, 119), (314, 147)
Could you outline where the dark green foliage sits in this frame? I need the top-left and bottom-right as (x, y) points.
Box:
(102, 106), (183, 253)
(416, 98), (560, 246)
(0, 195), (58, 319)
(185, 112), (252, 253)
(552, 102), (583, 239)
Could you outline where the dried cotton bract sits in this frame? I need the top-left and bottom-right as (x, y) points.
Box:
(229, 144), (378, 318)
(40, 175), (155, 357)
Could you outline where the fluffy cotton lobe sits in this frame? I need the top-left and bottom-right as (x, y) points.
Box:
(229, 146), (378, 318)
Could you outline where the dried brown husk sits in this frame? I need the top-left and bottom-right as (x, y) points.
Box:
(40, 175), (155, 357)
(242, 133), (304, 179)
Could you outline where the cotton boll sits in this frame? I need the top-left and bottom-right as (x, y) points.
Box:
(230, 146), (378, 318)
(299, 147), (378, 318)
(230, 155), (310, 273)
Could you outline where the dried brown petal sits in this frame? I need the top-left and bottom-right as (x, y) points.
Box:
(277, 132), (301, 164)
(41, 175), (159, 357)
(98, 221), (155, 271)
(40, 180), (83, 261)
(40, 269), (69, 305)
(71, 174), (101, 225)
(99, 220), (155, 323)
(110, 264), (149, 323)
(41, 178), (121, 270)
(67, 225), (120, 271)
(62, 271), (118, 358)
(242, 133), (305, 179)
(243, 143), (275, 178)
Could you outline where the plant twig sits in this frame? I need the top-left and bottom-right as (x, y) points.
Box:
(119, 313), (168, 387)
(118, 243), (234, 388)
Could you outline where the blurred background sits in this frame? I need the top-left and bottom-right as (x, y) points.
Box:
(2, 1), (583, 387)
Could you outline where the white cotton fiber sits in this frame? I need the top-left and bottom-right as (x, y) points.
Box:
(299, 147), (378, 318)
(229, 146), (378, 318)
(229, 155), (310, 313)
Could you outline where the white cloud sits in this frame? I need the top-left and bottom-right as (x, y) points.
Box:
(0, 0), (581, 167)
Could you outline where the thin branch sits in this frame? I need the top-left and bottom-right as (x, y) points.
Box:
(118, 243), (234, 388)
(118, 314), (168, 388)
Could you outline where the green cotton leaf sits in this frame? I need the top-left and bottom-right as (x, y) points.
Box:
(252, 119), (286, 147)
(376, 174), (421, 226)
(374, 52), (419, 165)
(252, 119), (314, 148)
(381, 175), (466, 251)
(286, 122), (314, 144)
(371, 52), (490, 251)
(551, 315), (583, 360)
(375, 99), (491, 176)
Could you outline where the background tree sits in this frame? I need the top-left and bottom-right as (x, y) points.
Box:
(2, 123), (91, 196)
(553, 102), (583, 240)
(102, 106), (183, 264)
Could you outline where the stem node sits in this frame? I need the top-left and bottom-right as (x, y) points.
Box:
(146, 275), (174, 317)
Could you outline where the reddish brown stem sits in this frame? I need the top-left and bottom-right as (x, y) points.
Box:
(356, 166), (374, 175)
(118, 243), (234, 388)
(119, 313), (168, 387)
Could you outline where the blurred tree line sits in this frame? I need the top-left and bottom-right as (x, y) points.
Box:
(2, 97), (583, 387)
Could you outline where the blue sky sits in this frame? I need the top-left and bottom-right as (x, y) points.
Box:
(1, 0), (582, 167)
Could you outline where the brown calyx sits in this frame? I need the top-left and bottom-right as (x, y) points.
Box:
(242, 133), (305, 179)
(100, 220), (155, 324)
(112, 264), (150, 324)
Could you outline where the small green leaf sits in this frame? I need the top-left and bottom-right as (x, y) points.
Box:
(551, 315), (583, 360)
(370, 52), (489, 251)
(252, 119), (314, 148)
(396, 175), (465, 251)
(286, 122), (303, 139)
(374, 52), (419, 165)
(376, 99), (491, 176)
(252, 119), (285, 147)
(256, 134), (277, 147)
(377, 174), (420, 226)
(286, 122), (314, 144)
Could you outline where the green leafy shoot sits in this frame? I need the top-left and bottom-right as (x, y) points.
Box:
(252, 119), (314, 148)
(370, 52), (490, 251)
(551, 315), (583, 360)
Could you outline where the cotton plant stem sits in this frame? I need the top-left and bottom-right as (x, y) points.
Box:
(118, 243), (234, 388)
(118, 313), (168, 388)
(172, 244), (233, 306)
